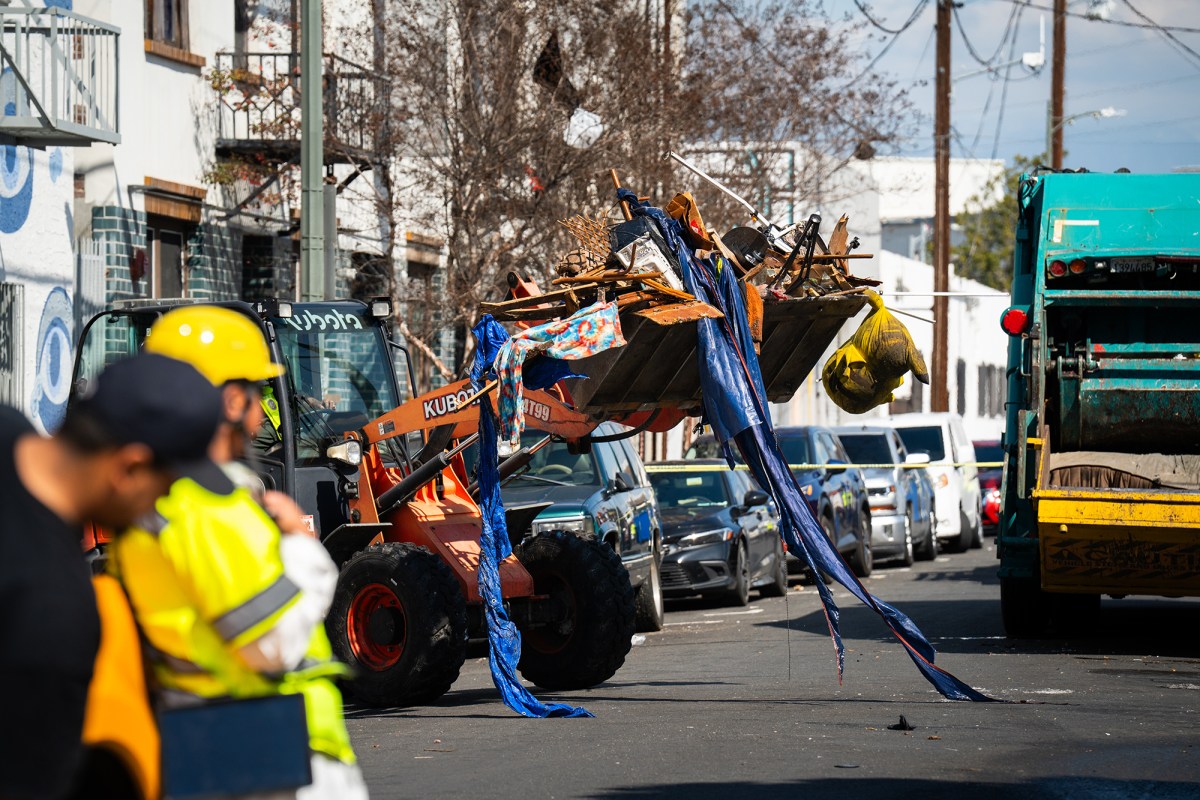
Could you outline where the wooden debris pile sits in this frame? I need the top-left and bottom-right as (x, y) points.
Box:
(475, 167), (881, 417)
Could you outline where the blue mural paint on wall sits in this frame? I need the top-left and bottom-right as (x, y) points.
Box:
(49, 147), (62, 182)
(0, 68), (34, 234)
(44, 1), (74, 10)
(31, 287), (73, 433)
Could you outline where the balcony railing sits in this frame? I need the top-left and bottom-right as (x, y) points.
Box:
(0, 7), (119, 146)
(214, 51), (387, 163)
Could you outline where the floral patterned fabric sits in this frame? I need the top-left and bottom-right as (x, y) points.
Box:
(494, 301), (626, 454)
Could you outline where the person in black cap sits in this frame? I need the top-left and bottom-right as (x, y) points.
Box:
(0, 353), (222, 800)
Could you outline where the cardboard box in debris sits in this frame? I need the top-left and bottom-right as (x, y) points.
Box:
(479, 186), (927, 415)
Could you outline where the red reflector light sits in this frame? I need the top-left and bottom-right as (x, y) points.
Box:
(1069, 259), (1087, 274)
(1048, 260), (1067, 277)
(1000, 307), (1028, 336)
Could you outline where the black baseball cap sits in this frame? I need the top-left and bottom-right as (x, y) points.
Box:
(66, 353), (223, 467)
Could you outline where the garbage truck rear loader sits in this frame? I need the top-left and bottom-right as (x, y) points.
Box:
(998, 171), (1200, 636)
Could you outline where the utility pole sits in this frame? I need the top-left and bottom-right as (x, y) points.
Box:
(300, 0), (324, 300)
(1051, 0), (1066, 168)
(932, 0), (951, 413)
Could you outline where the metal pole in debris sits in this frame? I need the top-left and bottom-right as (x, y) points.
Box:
(300, 0), (324, 300)
(932, 0), (951, 413)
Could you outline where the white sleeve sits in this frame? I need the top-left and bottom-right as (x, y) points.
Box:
(237, 535), (339, 673)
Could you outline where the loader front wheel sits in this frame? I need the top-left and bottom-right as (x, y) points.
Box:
(328, 542), (467, 707)
(515, 531), (635, 691)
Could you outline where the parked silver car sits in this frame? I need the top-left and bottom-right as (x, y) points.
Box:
(833, 424), (938, 565)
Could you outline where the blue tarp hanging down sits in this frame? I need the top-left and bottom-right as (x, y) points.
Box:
(617, 189), (995, 702)
(470, 316), (593, 718)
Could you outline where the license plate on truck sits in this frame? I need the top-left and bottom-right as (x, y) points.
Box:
(1110, 257), (1154, 273)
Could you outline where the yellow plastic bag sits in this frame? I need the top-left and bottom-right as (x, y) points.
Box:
(821, 290), (929, 414)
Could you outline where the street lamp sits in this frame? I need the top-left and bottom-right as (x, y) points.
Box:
(1045, 105), (1126, 166)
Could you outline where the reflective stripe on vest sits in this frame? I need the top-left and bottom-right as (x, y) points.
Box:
(210, 574), (300, 643)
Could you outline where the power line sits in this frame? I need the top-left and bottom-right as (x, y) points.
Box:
(853, 0), (930, 35)
(952, 0), (1024, 68)
(1015, 0), (1200, 33)
(1117, 0), (1200, 68)
(841, 0), (932, 88)
(989, 0), (1029, 159)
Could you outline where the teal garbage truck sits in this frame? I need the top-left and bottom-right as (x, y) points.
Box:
(997, 170), (1200, 637)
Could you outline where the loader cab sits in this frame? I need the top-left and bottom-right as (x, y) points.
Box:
(72, 299), (413, 541)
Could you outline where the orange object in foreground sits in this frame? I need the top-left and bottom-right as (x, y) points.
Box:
(82, 575), (160, 800)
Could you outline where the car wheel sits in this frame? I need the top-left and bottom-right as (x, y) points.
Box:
(899, 512), (915, 567)
(759, 540), (788, 598)
(849, 510), (873, 578)
(969, 511), (984, 550)
(950, 508), (973, 553)
(916, 515), (939, 561)
(634, 542), (665, 632)
(727, 539), (751, 606)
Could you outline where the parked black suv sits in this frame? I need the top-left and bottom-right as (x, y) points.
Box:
(501, 422), (665, 631)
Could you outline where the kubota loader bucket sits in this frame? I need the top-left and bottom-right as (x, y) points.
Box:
(564, 293), (868, 414)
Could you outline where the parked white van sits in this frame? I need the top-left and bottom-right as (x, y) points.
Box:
(889, 412), (983, 553)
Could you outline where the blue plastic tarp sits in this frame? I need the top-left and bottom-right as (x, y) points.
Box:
(617, 189), (994, 702)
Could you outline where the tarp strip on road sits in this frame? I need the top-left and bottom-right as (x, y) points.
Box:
(617, 188), (994, 702)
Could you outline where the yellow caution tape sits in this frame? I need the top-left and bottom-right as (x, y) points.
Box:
(645, 462), (1004, 473)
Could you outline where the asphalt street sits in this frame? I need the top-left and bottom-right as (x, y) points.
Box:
(346, 542), (1200, 799)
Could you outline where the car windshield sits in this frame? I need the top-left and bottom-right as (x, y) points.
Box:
(896, 426), (946, 462)
(649, 471), (730, 510)
(839, 433), (894, 466)
(973, 442), (1004, 464)
(778, 435), (813, 467)
(272, 305), (400, 461)
(508, 430), (601, 487)
(688, 432), (811, 466)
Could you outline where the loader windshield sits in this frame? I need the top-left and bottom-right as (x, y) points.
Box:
(272, 304), (401, 461)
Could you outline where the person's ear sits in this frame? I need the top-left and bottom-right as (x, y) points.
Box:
(111, 442), (158, 486)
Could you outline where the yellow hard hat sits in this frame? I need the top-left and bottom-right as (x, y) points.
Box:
(145, 305), (284, 385)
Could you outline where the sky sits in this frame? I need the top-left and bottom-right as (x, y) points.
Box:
(820, 0), (1200, 173)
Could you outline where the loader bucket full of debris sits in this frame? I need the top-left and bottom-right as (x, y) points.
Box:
(478, 165), (879, 421)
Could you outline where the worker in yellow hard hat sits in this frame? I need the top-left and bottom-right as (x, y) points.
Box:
(99, 305), (366, 799)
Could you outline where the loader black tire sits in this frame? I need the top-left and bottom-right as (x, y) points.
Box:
(328, 542), (468, 707)
(515, 531), (635, 691)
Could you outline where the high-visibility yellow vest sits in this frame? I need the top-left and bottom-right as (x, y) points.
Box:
(261, 387), (282, 440)
(112, 475), (355, 765)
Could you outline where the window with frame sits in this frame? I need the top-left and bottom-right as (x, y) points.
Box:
(145, 0), (189, 49)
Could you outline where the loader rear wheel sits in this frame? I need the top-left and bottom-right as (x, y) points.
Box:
(328, 542), (467, 707)
(515, 531), (635, 690)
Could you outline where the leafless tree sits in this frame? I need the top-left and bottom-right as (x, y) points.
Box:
(330, 0), (914, 384)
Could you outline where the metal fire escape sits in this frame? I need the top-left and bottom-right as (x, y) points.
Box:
(0, 5), (119, 146)
(214, 51), (385, 167)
